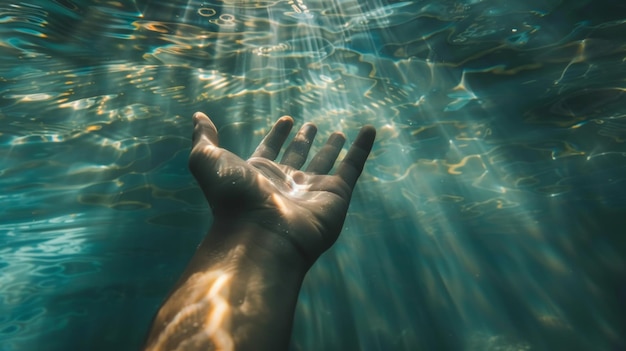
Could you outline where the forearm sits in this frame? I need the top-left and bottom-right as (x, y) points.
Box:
(143, 221), (308, 351)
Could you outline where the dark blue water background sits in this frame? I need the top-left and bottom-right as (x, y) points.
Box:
(1, 0), (625, 350)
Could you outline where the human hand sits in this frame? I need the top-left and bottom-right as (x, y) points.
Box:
(188, 112), (375, 266)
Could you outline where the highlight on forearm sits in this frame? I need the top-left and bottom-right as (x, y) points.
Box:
(145, 269), (235, 351)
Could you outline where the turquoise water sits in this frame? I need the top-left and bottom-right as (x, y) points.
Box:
(1, 0), (625, 350)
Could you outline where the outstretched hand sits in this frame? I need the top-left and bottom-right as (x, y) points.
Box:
(188, 112), (376, 266)
(144, 112), (375, 351)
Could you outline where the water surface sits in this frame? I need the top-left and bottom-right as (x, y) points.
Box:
(1, 0), (625, 350)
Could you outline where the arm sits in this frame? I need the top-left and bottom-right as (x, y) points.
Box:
(143, 112), (376, 351)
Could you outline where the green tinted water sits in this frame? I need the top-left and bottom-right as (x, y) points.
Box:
(1, 0), (625, 350)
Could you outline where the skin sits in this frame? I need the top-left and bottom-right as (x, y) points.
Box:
(143, 112), (376, 351)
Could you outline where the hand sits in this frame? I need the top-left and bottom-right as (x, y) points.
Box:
(188, 112), (376, 266)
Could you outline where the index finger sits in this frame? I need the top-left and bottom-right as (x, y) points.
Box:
(250, 116), (294, 160)
(335, 125), (376, 189)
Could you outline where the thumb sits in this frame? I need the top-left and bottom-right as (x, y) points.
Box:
(192, 112), (219, 148)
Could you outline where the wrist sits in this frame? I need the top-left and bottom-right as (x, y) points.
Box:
(199, 218), (312, 275)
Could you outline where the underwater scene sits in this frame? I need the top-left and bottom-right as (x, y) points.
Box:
(1, 0), (625, 350)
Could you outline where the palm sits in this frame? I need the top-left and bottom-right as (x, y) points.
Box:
(188, 112), (375, 262)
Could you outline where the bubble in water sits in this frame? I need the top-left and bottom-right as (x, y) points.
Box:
(209, 13), (236, 27)
(197, 7), (216, 17)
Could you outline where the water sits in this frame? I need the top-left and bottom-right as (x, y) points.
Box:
(1, 0), (625, 350)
